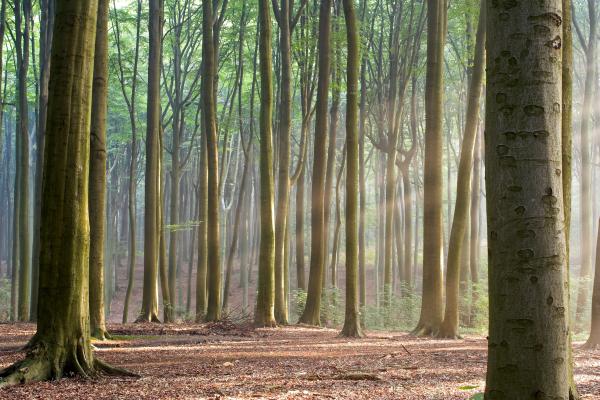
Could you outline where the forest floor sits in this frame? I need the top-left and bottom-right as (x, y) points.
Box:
(0, 322), (599, 400)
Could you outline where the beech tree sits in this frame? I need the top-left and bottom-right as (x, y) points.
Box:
(484, 0), (577, 397)
(0, 0), (134, 386)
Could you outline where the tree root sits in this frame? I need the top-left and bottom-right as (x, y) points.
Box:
(410, 323), (440, 337)
(340, 323), (365, 338)
(434, 325), (463, 340)
(91, 328), (113, 341)
(135, 312), (161, 323)
(0, 341), (139, 390)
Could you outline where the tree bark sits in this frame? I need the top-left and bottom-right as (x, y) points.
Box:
(0, 0), (135, 387)
(340, 0), (364, 338)
(202, 0), (222, 323)
(412, 0), (447, 336)
(437, 0), (485, 339)
(254, 0), (277, 328)
(89, 0), (110, 340)
(299, 0), (331, 326)
(139, 0), (163, 323)
(484, 0), (575, 397)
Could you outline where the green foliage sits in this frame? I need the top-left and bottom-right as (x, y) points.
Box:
(0, 278), (9, 322)
(362, 286), (421, 331)
(469, 394), (484, 400)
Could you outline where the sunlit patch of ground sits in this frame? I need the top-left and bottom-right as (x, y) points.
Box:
(0, 323), (598, 399)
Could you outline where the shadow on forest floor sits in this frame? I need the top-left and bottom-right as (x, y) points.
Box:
(0, 323), (599, 399)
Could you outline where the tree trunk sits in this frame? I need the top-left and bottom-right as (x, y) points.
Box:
(469, 129), (481, 325)
(412, 0), (447, 336)
(31, 0), (54, 321)
(139, 0), (163, 323)
(299, 0), (331, 326)
(484, 0), (575, 397)
(437, 1), (485, 339)
(202, 0), (222, 323)
(254, 0), (277, 328)
(89, 0), (109, 340)
(575, 0), (597, 330)
(340, 0), (364, 338)
(15, 0), (32, 322)
(0, 0), (135, 387)
(584, 218), (600, 348)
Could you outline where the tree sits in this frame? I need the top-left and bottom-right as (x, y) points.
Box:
(139, 0), (163, 323)
(202, 0), (222, 322)
(484, 0), (577, 397)
(412, 0), (447, 336)
(89, 0), (110, 340)
(112, 0), (143, 324)
(437, 0), (485, 339)
(271, 0), (308, 325)
(0, 0), (134, 386)
(573, 0), (597, 330)
(31, 0), (54, 321)
(299, 0), (331, 327)
(254, 0), (276, 328)
(14, 0), (32, 322)
(340, 0), (363, 338)
(585, 219), (600, 348)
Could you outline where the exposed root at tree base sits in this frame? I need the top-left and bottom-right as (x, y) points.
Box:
(91, 329), (113, 341)
(134, 313), (161, 323)
(0, 342), (138, 389)
(340, 324), (365, 338)
(410, 323), (440, 337)
(434, 327), (463, 340)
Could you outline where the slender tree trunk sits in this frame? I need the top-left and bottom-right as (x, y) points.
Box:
(254, 0), (277, 328)
(484, 0), (575, 397)
(273, 0), (293, 325)
(469, 129), (481, 324)
(437, 1), (485, 339)
(299, 0), (331, 326)
(340, 0), (363, 338)
(585, 218), (600, 348)
(31, 0), (54, 321)
(89, 0), (110, 340)
(296, 163), (306, 291)
(139, 0), (163, 323)
(196, 130), (208, 321)
(202, 0), (222, 322)
(15, 0), (32, 322)
(575, 0), (597, 329)
(412, 0), (447, 336)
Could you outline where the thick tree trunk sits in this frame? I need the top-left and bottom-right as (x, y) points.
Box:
(89, 0), (110, 340)
(484, 0), (575, 397)
(437, 1), (485, 339)
(0, 0), (135, 387)
(299, 0), (331, 326)
(412, 0), (447, 336)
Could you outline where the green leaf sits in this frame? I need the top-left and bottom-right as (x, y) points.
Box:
(459, 385), (479, 391)
(469, 394), (484, 400)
